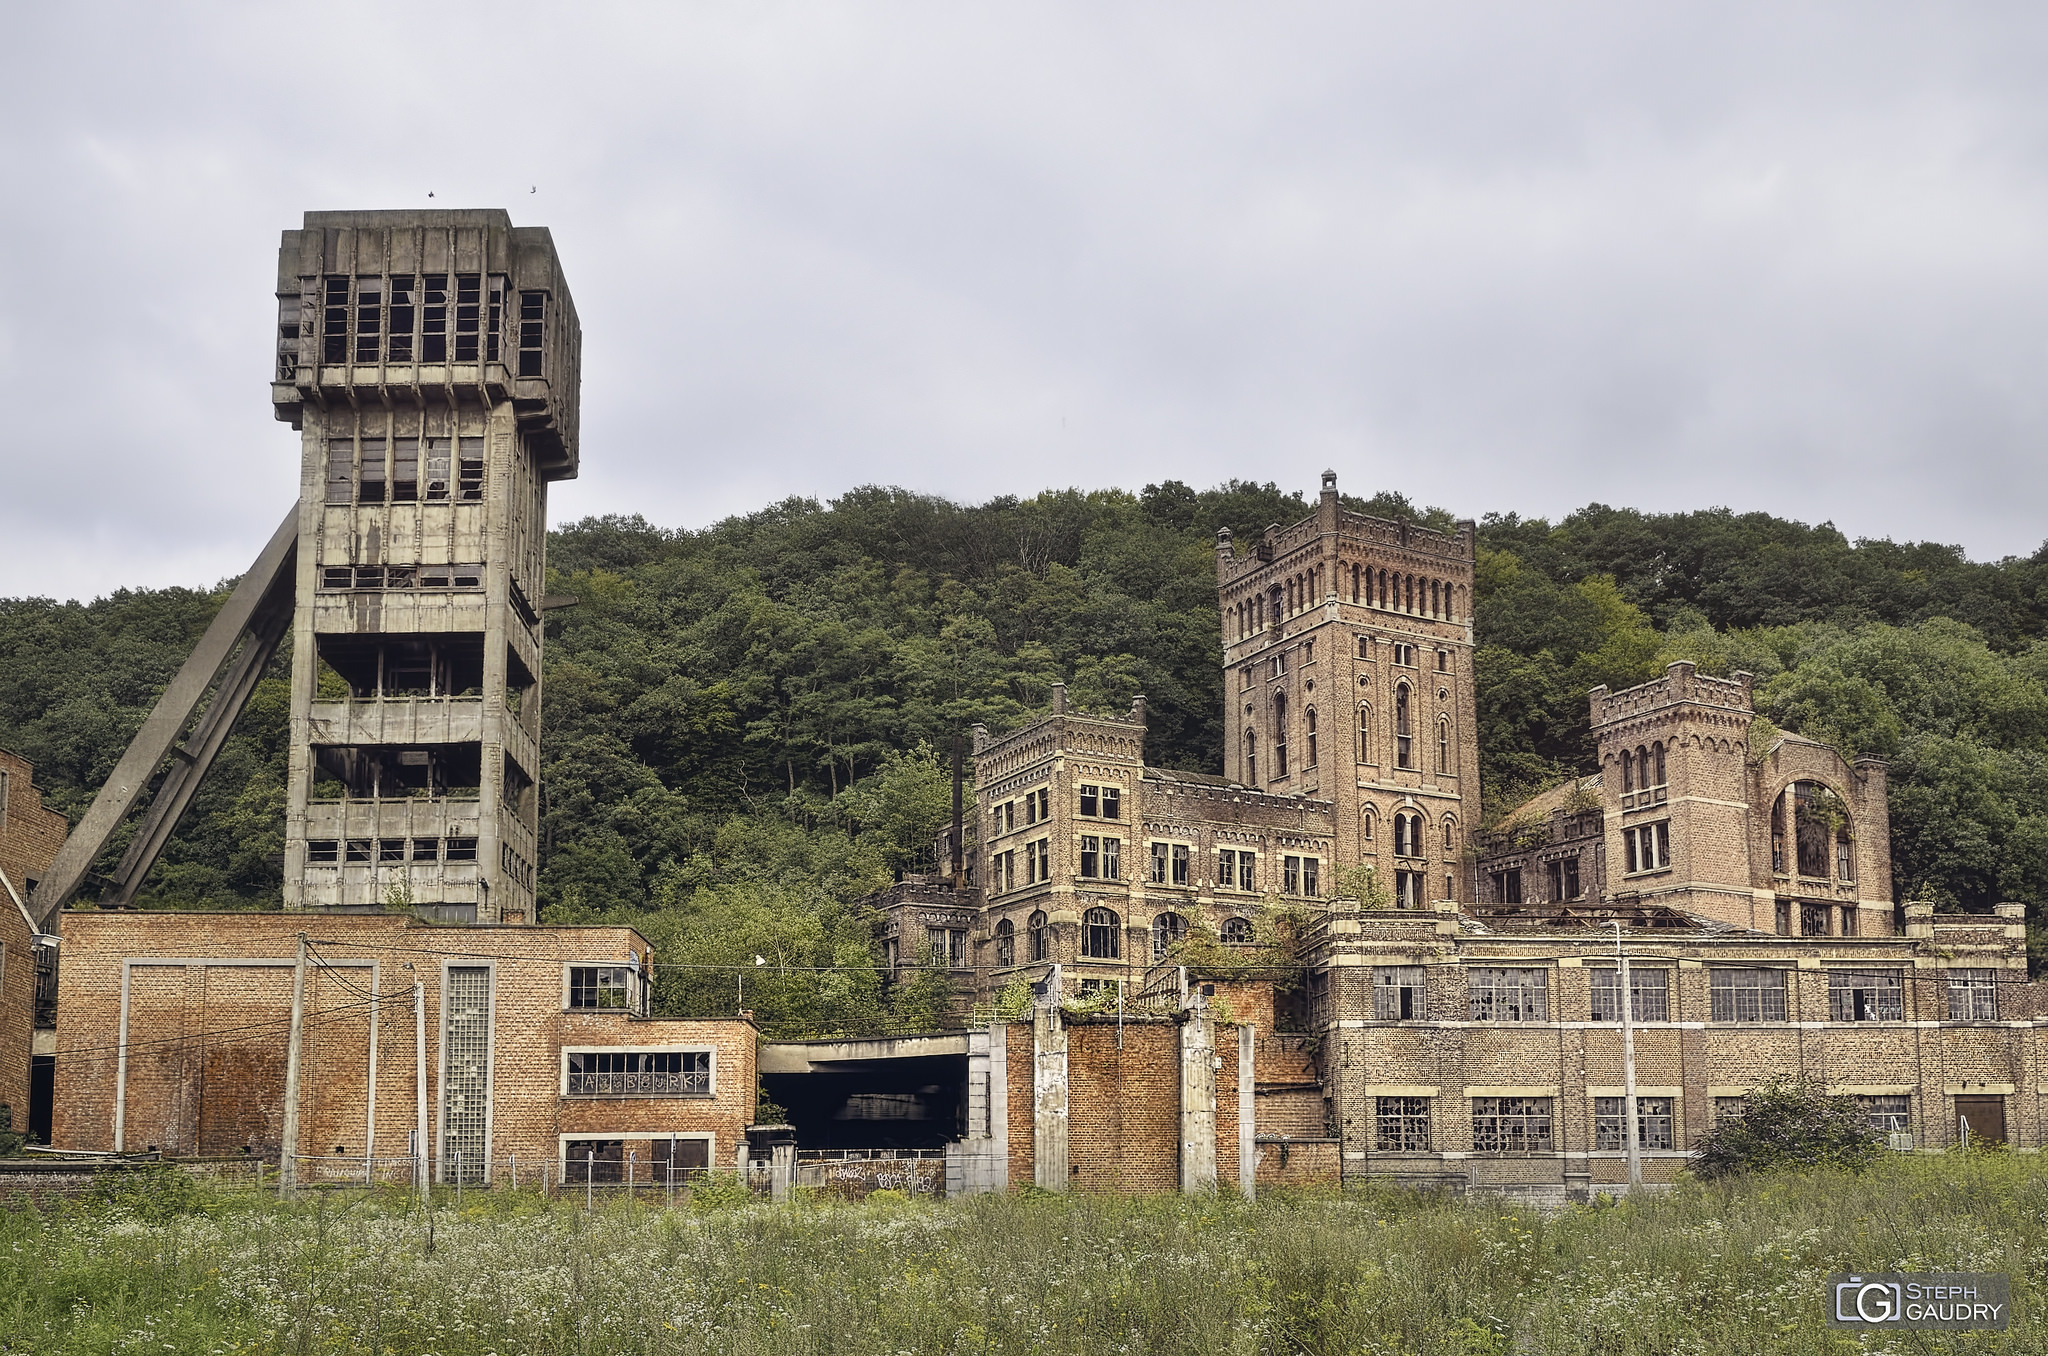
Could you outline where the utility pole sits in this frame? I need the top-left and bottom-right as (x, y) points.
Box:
(279, 932), (308, 1196)
(1612, 920), (1641, 1192)
(412, 965), (429, 1201)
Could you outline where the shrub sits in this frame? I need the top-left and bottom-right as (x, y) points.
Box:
(1690, 1077), (1883, 1179)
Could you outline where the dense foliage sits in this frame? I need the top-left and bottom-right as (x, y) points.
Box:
(1690, 1079), (1885, 1180)
(4, 1155), (2044, 1353)
(4, 485), (2048, 1030)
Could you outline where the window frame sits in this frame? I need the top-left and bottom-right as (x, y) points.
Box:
(564, 964), (640, 1014)
(1590, 966), (1670, 1023)
(1373, 965), (1427, 1021)
(1470, 1096), (1553, 1154)
(1081, 907), (1122, 960)
(561, 1046), (714, 1099)
(1594, 1095), (1675, 1150)
(1467, 967), (1548, 1022)
(1374, 1096), (1432, 1151)
(1827, 969), (1904, 1023)
(1708, 967), (1788, 1023)
(1946, 969), (2000, 1021)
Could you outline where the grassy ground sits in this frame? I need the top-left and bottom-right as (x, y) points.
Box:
(2, 1155), (2041, 1355)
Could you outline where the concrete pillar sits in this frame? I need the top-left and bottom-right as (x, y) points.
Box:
(1237, 1025), (1257, 1200)
(1181, 1012), (1218, 1193)
(989, 1020), (1010, 1171)
(1033, 1006), (1069, 1191)
(769, 1142), (794, 1203)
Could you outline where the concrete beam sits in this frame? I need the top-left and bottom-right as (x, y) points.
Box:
(757, 1033), (970, 1074)
(1033, 1007), (1068, 1191)
(30, 509), (299, 929)
(1181, 1012), (1218, 1193)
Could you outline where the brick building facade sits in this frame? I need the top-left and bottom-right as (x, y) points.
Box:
(52, 912), (754, 1184)
(0, 749), (65, 1142)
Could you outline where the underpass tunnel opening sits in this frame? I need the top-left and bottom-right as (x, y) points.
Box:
(763, 1054), (968, 1151)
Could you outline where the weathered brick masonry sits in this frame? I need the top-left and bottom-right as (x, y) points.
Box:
(0, 749), (65, 1136)
(53, 912), (754, 1181)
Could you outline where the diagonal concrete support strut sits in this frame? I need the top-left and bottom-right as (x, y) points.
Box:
(29, 508), (299, 929)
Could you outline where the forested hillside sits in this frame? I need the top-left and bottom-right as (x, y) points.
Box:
(4, 482), (2047, 1030)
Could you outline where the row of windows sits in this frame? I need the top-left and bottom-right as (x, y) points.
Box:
(325, 434), (485, 505)
(1244, 688), (1454, 780)
(1376, 1093), (1918, 1154)
(1236, 635), (1450, 687)
(991, 840), (1324, 896)
(1228, 566), (1460, 640)
(1370, 965), (2003, 1023)
(990, 909), (1259, 966)
(1489, 855), (1583, 905)
(318, 563), (487, 591)
(564, 1050), (710, 1098)
(1622, 821), (1671, 874)
(296, 274), (545, 374)
(306, 836), (478, 864)
(991, 787), (1051, 835)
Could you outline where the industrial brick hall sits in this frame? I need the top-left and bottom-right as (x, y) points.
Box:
(7, 207), (2043, 1204)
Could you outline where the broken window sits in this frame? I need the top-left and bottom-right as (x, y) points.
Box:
(1594, 1096), (1674, 1150)
(1623, 822), (1670, 873)
(326, 439), (355, 505)
(1827, 969), (1903, 1022)
(1373, 966), (1426, 1020)
(1375, 1096), (1431, 1151)
(1490, 869), (1522, 904)
(1471, 1096), (1552, 1153)
(487, 276), (505, 361)
(378, 838), (406, 863)
(1220, 916), (1254, 944)
(568, 965), (634, 1010)
(445, 837), (478, 862)
(276, 294), (301, 379)
(1081, 907), (1121, 959)
(1709, 968), (1786, 1022)
(563, 1140), (625, 1184)
(1858, 1095), (1911, 1135)
(995, 918), (1015, 967)
(312, 741), (483, 798)
(1590, 967), (1669, 1022)
(1150, 912), (1186, 962)
(345, 838), (372, 864)
(518, 290), (545, 376)
(412, 838), (440, 862)
(353, 277), (382, 363)
(458, 437), (485, 500)
(307, 840), (339, 864)
(358, 436), (387, 502)
(323, 277), (349, 363)
(1468, 967), (1546, 1021)
(387, 276), (415, 362)
(1947, 969), (1999, 1021)
(421, 275), (449, 362)
(454, 274), (482, 361)
(391, 437), (419, 502)
(1029, 910), (1049, 961)
(423, 437), (452, 500)
(1394, 869), (1423, 908)
(566, 1050), (709, 1096)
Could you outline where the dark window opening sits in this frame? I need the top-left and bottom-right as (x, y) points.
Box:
(358, 436), (387, 502)
(1594, 1096), (1674, 1150)
(1221, 916), (1254, 944)
(390, 436), (419, 502)
(1029, 910), (1050, 962)
(387, 275), (415, 362)
(1374, 966), (1426, 1020)
(454, 274), (482, 361)
(457, 436), (485, 501)
(353, 278), (382, 363)
(1591, 967), (1669, 1021)
(421, 274), (449, 362)
(312, 742), (483, 799)
(322, 277), (349, 363)
(518, 290), (546, 377)
(445, 837), (478, 862)
(995, 918), (1015, 967)
(1082, 907), (1121, 960)
(307, 839), (339, 864)
(1151, 912), (1187, 961)
(316, 634), (486, 698)
(1375, 1096), (1431, 1150)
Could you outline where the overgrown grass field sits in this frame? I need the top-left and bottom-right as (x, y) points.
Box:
(4, 1155), (2042, 1354)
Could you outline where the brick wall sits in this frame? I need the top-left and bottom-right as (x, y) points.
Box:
(0, 748), (65, 1132)
(1066, 1018), (1180, 1192)
(52, 912), (756, 1179)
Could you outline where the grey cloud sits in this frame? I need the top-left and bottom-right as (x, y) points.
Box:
(5, 1), (2047, 600)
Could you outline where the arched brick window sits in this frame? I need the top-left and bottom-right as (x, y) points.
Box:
(1028, 910), (1049, 962)
(1151, 912), (1187, 962)
(995, 918), (1015, 968)
(1305, 706), (1318, 767)
(1395, 685), (1413, 768)
(1082, 907), (1121, 960)
(1221, 916), (1254, 944)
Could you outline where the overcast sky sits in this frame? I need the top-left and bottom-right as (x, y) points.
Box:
(4, 3), (2046, 601)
